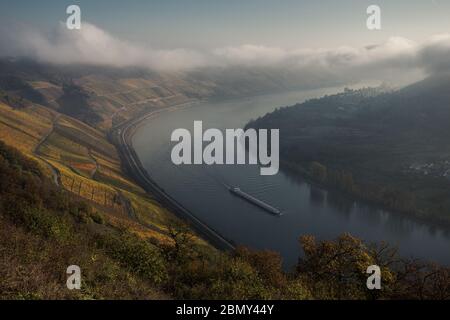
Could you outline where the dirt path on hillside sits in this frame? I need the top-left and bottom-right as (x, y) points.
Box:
(34, 114), (62, 186)
(88, 149), (99, 179)
(116, 189), (167, 234)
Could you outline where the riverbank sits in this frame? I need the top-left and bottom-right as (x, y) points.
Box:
(113, 89), (450, 267)
(280, 160), (450, 231)
(110, 102), (236, 251)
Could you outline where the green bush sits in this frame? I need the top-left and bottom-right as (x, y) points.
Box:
(96, 232), (168, 286)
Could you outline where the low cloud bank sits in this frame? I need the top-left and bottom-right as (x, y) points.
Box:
(1, 22), (450, 84)
(0, 23), (207, 70)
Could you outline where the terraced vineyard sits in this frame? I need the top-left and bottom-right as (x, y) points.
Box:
(0, 99), (178, 242)
(0, 61), (235, 250)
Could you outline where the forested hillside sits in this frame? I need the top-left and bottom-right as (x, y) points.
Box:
(248, 74), (450, 225)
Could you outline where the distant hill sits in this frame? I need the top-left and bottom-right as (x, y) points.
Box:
(248, 74), (450, 225)
(0, 59), (199, 129)
(0, 58), (321, 130)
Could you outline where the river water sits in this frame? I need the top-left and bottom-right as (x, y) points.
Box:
(132, 88), (450, 269)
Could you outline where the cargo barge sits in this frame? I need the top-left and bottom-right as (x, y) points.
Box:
(229, 187), (282, 216)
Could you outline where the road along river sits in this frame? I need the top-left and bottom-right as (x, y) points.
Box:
(131, 88), (450, 269)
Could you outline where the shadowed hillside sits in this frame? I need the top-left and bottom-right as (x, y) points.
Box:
(0, 59), (346, 131)
(248, 74), (450, 225)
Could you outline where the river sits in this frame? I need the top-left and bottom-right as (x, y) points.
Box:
(132, 88), (450, 269)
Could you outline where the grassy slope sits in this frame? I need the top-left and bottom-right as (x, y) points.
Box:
(0, 100), (182, 243)
(26, 74), (197, 132)
(0, 141), (170, 299)
(0, 212), (169, 300)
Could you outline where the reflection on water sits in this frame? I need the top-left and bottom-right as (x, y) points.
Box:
(309, 187), (326, 208)
(326, 191), (354, 220)
(132, 88), (450, 268)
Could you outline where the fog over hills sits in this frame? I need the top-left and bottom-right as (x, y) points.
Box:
(0, 58), (336, 128)
(2, 22), (450, 87)
(1, 21), (450, 130)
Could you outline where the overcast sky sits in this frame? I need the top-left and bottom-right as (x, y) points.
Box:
(1, 0), (449, 49)
(0, 0), (449, 88)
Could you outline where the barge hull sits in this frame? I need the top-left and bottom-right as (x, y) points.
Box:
(230, 187), (281, 216)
